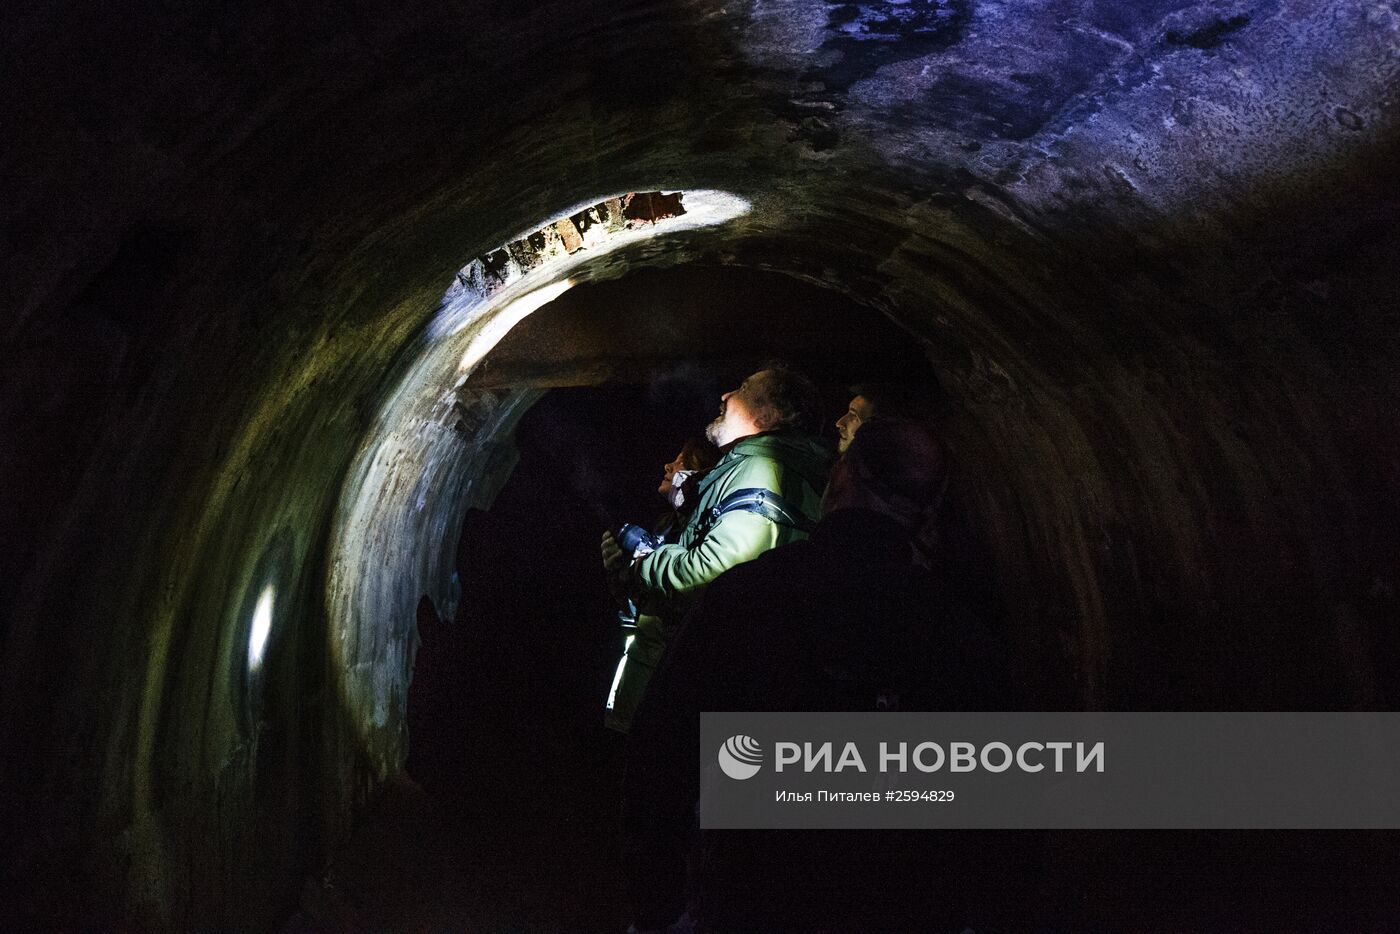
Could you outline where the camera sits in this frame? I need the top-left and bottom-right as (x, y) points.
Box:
(617, 522), (664, 559)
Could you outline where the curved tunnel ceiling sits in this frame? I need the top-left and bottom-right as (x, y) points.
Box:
(2, 0), (1398, 926)
(465, 264), (938, 390)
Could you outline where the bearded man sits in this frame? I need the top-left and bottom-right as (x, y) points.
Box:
(601, 363), (831, 732)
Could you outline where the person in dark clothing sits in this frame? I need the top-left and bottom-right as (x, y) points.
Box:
(837, 379), (1002, 626)
(834, 381), (937, 453)
(623, 417), (1018, 933)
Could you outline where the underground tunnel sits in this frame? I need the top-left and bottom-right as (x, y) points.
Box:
(3, 0), (1400, 929)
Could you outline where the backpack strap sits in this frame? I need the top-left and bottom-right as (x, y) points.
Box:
(694, 486), (817, 540)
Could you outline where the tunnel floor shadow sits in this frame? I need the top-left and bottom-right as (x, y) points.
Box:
(283, 773), (625, 932)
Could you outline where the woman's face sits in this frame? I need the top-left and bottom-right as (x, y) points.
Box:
(658, 450), (688, 497)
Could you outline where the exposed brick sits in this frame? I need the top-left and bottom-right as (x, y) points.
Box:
(506, 237), (541, 271)
(622, 190), (686, 226)
(597, 197), (626, 232)
(536, 222), (566, 259)
(554, 218), (583, 253)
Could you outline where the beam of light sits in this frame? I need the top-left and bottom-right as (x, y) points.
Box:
(248, 585), (275, 672)
(458, 278), (574, 373)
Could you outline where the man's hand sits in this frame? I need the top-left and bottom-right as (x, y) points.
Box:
(601, 530), (630, 573)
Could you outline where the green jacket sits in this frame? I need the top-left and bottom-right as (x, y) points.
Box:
(633, 430), (832, 623)
(606, 431), (831, 732)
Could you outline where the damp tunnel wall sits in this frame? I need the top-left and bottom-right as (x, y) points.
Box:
(2, 0), (1399, 926)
